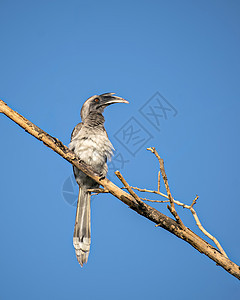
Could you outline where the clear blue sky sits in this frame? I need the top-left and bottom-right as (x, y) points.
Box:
(0, 0), (240, 299)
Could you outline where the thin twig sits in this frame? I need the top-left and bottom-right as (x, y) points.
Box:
(140, 198), (169, 203)
(185, 197), (227, 257)
(146, 147), (228, 257)
(115, 171), (143, 205)
(133, 188), (228, 257)
(190, 196), (198, 208)
(121, 186), (168, 199)
(147, 147), (186, 230)
(174, 195), (227, 257)
(117, 172), (218, 255)
(158, 171), (160, 192)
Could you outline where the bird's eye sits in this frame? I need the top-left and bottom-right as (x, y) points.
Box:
(95, 98), (99, 103)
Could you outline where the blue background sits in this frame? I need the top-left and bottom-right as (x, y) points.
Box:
(0, 0), (240, 299)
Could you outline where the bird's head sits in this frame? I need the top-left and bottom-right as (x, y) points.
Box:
(80, 93), (129, 121)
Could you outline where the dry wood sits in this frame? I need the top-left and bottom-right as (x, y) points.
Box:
(0, 99), (239, 280)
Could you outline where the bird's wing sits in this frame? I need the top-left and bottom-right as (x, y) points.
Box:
(71, 122), (82, 141)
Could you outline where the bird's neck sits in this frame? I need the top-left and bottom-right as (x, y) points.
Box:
(83, 111), (105, 128)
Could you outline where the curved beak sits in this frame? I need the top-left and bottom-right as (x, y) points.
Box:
(100, 93), (129, 106)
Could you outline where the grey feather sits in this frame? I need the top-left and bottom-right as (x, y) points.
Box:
(73, 187), (91, 266)
(69, 109), (113, 266)
(69, 93), (128, 266)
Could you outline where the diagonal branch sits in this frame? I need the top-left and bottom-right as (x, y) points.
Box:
(146, 147), (228, 257)
(115, 170), (144, 205)
(0, 99), (239, 280)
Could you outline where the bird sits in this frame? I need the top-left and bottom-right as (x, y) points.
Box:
(69, 93), (128, 266)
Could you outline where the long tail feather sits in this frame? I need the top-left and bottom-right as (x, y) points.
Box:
(73, 187), (91, 266)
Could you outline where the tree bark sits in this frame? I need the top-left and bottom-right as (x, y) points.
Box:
(0, 99), (239, 280)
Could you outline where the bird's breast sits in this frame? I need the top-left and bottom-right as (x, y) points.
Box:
(71, 132), (114, 173)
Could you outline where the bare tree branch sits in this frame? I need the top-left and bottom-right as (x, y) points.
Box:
(140, 198), (169, 203)
(115, 170), (144, 204)
(157, 171), (160, 192)
(146, 147), (228, 258)
(147, 147), (186, 230)
(0, 99), (239, 280)
(124, 187), (227, 257)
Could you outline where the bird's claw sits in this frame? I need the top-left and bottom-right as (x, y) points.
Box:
(99, 173), (105, 181)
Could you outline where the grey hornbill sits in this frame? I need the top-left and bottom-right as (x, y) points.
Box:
(69, 93), (128, 266)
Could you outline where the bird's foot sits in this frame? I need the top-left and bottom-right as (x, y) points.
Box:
(88, 187), (108, 194)
(99, 172), (105, 181)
